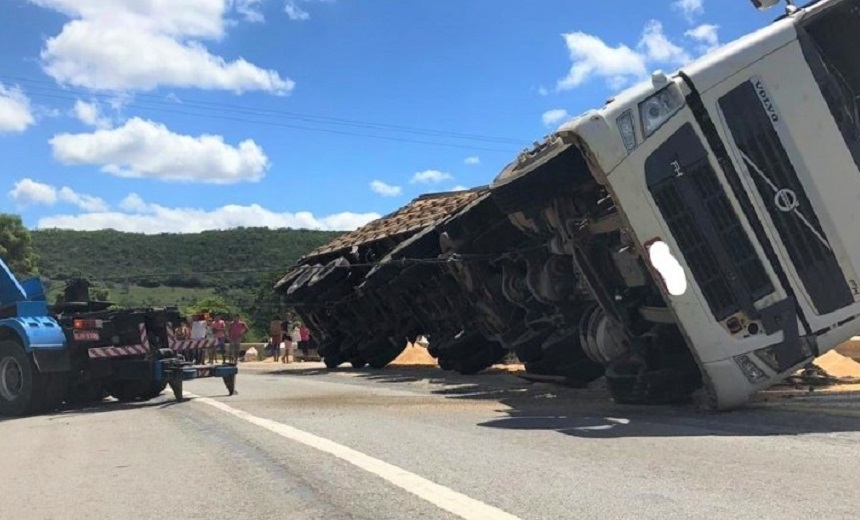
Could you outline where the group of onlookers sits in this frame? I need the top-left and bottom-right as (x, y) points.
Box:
(267, 314), (311, 363)
(175, 312), (249, 364)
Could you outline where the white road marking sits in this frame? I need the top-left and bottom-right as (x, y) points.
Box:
(188, 393), (522, 520)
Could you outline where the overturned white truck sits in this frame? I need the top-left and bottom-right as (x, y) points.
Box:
(281, 0), (860, 409)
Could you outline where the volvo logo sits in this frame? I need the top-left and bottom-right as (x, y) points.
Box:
(754, 77), (779, 123)
(670, 160), (684, 177)
(774, 188), (799, 212)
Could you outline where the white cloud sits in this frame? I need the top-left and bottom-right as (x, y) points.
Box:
(284, 0), (332, 21)
(556, 32), (647, 91)
(284, 2), (310, 20)
(8, 178), (109, 212)
(29, 0), (293, 94)
(673, 0), (704, 22)
(0, 83), (35, 133)
(58, 186), (110, 212)
(233, 0), (265, 22)
(37, 194), (379, 233)
(464, 156), (480, 165)
(450, 185), (470, 192)
(556, 19), (690, 91)
(542, 109), (570, 127)
(685, 24), (720, 53)
(640, 20), (690, 64)
(537, 86), (550, 97)
(9, 179), (58, 206)
(49, 117), (269, 184)
(370, 180), (402, 197)
(119, 193), (149, 212)
(72, 99), (112, 129)
(410, 170), (453, 184)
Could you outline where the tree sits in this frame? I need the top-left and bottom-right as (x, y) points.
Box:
(248, 269), (288, 340)
(185, 295), (235, 320)
(0, 213), (39, 277)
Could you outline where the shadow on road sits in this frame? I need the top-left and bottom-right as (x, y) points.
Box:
(249, 363), (860, 439)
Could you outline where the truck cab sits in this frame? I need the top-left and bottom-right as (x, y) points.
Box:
(490, 0), (860, 408)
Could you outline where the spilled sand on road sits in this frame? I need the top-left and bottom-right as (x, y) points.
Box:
(388, 343), (525, 373)
(389, 343), (437, 367)
(813, 349), (860, 379)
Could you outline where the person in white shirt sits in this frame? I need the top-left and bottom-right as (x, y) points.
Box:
(190, 313), (208, 364)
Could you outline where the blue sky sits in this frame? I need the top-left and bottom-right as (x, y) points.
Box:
(0, 0), (781, 233)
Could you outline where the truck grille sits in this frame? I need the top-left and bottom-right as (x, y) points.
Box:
(719, 80), (853, 315)
(646, 123), (773, 321)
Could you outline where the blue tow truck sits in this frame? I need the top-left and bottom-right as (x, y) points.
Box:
(0, 258), (238, 417)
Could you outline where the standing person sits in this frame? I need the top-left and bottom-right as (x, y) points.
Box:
(228, 314), (248, 364)
(280, 314), (294, 363)
(190, 313), (208, 364)
(299, 324), (311, 358)
(269, 315), (283, 362)
(291, 322), (302, 360)
(210, 314), (227, 364)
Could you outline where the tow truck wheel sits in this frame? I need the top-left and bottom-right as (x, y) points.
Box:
(0, 339), (65, 416)
(108, 380), (150, 402)
(140, 380), (168, 400)
(66, 381), (107, 405)
(0, 340), (35, 416)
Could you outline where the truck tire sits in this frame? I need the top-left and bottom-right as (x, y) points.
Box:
(605, 363), (698, 405)
(368, 341), (407, 369)
(140, 380), (168, 399)
(107, 380), (151, 402)
(0, 339), (66, 416)
(66, 381), (107, 405)
(324, 354), (345, 369)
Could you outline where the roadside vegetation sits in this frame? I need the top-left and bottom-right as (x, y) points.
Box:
(0, 214), (342, 341)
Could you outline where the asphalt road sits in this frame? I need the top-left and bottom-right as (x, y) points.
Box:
(2, 362), (860, 520)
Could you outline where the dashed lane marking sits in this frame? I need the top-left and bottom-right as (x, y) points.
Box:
(187, 393), (522, 520)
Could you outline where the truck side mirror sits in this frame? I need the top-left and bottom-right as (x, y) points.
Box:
(750, 0), (781, 10)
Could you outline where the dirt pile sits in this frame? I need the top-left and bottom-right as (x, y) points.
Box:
(389, 343), (438, 366)
(814, 349), (860, 379)
(836, 338), (860, 361)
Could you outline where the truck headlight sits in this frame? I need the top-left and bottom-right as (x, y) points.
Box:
(639, 86), (683, 137)
(617, 110), (637, 152)
(733, 354), (768, 383)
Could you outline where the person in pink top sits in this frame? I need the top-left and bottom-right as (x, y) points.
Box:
(210, 314), (227, 364)
(227, 314), (249, 364)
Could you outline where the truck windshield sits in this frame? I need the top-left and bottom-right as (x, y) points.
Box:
(799, 0), (860, 165)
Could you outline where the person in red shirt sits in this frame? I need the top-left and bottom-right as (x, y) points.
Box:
(210, 314), (227, 364)
(227, 314), (249, 364)
(299, 324), (311, 357)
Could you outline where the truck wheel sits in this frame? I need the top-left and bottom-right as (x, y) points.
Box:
(140, 380), (168, 400)
(324, 355), (345, 369)
(0, 340), (66, 416)
(108, 380), (149, 402)
(605, 363), (698, 405)
(66, 381), (107, 405)
(368, 342), (407, 369)
(453, 342), (506, 375)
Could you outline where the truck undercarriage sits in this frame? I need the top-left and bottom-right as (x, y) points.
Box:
(277, 137), (704, 405)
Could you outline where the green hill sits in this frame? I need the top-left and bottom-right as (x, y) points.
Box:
(30, 227), (341, 316)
